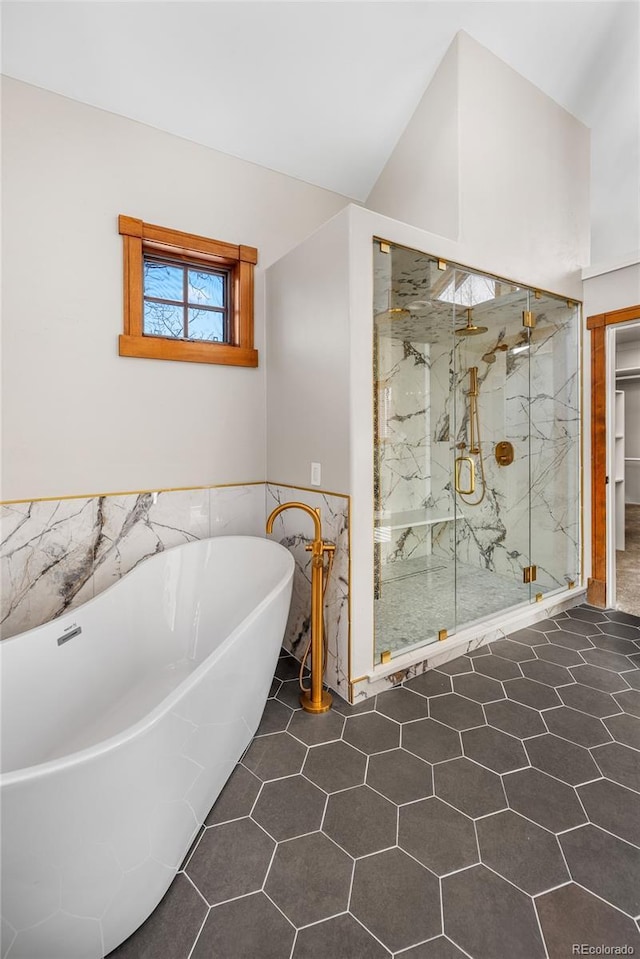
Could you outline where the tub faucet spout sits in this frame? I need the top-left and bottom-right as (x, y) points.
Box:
(266, 502), (333, 714)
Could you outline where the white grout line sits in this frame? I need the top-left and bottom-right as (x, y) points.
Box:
(185, 905), (212, 959)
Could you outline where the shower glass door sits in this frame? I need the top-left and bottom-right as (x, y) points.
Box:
(450, 267), (532, 627)
(528, 292), (581, 600)
(372, 240), (581, 666)
(373, 242), (457, 662)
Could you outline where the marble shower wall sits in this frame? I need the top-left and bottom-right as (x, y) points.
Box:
(266, 484), (350, 701)
(375, 337), (432, 564)
(429, 298), (580, 591)
(0, 485), (266, 640)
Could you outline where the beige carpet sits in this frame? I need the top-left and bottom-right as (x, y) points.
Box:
(616, 503), (640, 615)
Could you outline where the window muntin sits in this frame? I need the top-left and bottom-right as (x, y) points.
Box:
(143, 256), (229, 343)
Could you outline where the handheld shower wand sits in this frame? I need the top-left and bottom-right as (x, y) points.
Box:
(454, 367), (487, 506)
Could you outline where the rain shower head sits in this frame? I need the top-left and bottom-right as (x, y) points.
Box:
(455, 308), (488, 336)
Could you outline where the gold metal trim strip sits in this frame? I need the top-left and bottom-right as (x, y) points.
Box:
(0, 480), (267, 507)
(266, 480), (350, 500)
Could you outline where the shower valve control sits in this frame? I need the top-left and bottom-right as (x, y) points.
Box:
(495, 441), (515, 466)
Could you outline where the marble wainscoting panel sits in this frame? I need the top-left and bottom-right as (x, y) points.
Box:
(1, 485), (269, 640)
(265, 484), (350, 700)
(91, 489), (210, 595)
(1, 499), (98, 640)
(209, 484), (266, 537)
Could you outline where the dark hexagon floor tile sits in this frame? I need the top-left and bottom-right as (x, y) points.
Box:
(109, 873), (207, 959)
(524, 734), (600, 786)
(520, 659), (573, 688)
(562, 619), (604, 637)
(536, 883), (640, 959)
(613, 688), (640, 718)
(302, 739), (366, 793)
(405, 670), (453, 697)
(268, 677), (281, 698)
(462, 725), (528, 773)
(560, 824), (640, 917)
(528, 618), (563, 634)
(206, 764), (261, 825)
(191, 892), (295, 959)
(402, 719), (462, 764)
(330, 693), (376, 717)
(485, 698), (546, 738)
(599, 621), (640, 641)
(472, 654), (522, 681)
(242, 731), (307, 781)
(443, 864), (546, 959)
(433, 657), (474, 676)
(591, 741), (640, 793)
(489, 639), (536, 663)
(366, 748), (433, 805)
(255, 698), (293, 736)
(265, 832), (352, 927)
(504, 677), (562, 709)
(287, 708), (344, 746)
(186, 818), (275, 905)
(275, 656), (308, 682)
(566, 606), (608, 623)
(397, 937), (468, 959)
(343, 712), (400, 755)
(428, 693), (485, 731)
(543, 706), (612, 748)
(582, 647), (635, 673)
(508, 627), (550, 646)
(590, 633), (639, 656)
(292, 914), (389, 959)
(577, 779), (640, 846)
(398, 797), (478, 876)
(603, 712), (640, 749)
(251, 774), (326, 841)
(476, 809), (569, 895)
(452, 672), (504, 703)
(503, 767), (587, 833)
(350, 848), (441, 953)
(466, 645), (491, 658)
(434, 757), (507, 818)
(570, 663), (630, 693)
(629, 652), (640, 667)
(547, 629), (595, 651)
(375, 687), (429, 723)
(623, 669), (640, 690)
(558, 683), (621, 718)
(534, 643), (584, 667)
(323, 785), (397, 858)
(606, 610), (640, 627)
(275, 679), (305, 710)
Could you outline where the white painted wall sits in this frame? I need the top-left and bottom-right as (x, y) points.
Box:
(0, 78), (350, 501)
(366, 32), (590, 295)
(265, 209), (351, 492)
(366, 37), (459, 241)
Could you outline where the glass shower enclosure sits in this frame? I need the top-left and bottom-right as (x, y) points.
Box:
(373, 240), (580, 662)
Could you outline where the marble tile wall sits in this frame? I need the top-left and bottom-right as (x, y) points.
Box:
(265, 484), (350, 702)
(0, 485), (266, 640)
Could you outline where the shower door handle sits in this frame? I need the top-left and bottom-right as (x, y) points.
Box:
(455, 456), (475, 495)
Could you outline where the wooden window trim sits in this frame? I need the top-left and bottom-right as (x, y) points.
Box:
(586, 302), (640, 606)
(118, 215), (258, 367)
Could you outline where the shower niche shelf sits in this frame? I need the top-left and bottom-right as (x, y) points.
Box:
(374, 508), (456, 532)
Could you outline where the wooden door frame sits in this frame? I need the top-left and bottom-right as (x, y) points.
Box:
(586, 303), (640, 606)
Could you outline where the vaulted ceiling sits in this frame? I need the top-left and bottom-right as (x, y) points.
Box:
(2, 1), (639, 262)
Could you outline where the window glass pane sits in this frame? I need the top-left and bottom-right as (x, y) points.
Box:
(188, 308), (224, 342)
(144, 260), (184, 301)
(188, 270), (225, 307)
(144, 301), (184, 338)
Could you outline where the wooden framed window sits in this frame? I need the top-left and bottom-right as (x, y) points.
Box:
(118, 215), (258, 366)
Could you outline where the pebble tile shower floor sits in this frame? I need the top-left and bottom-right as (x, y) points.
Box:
(109, 605), (640, 959)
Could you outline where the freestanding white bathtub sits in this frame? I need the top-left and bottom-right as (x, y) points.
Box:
(0, 535), (294, 959)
